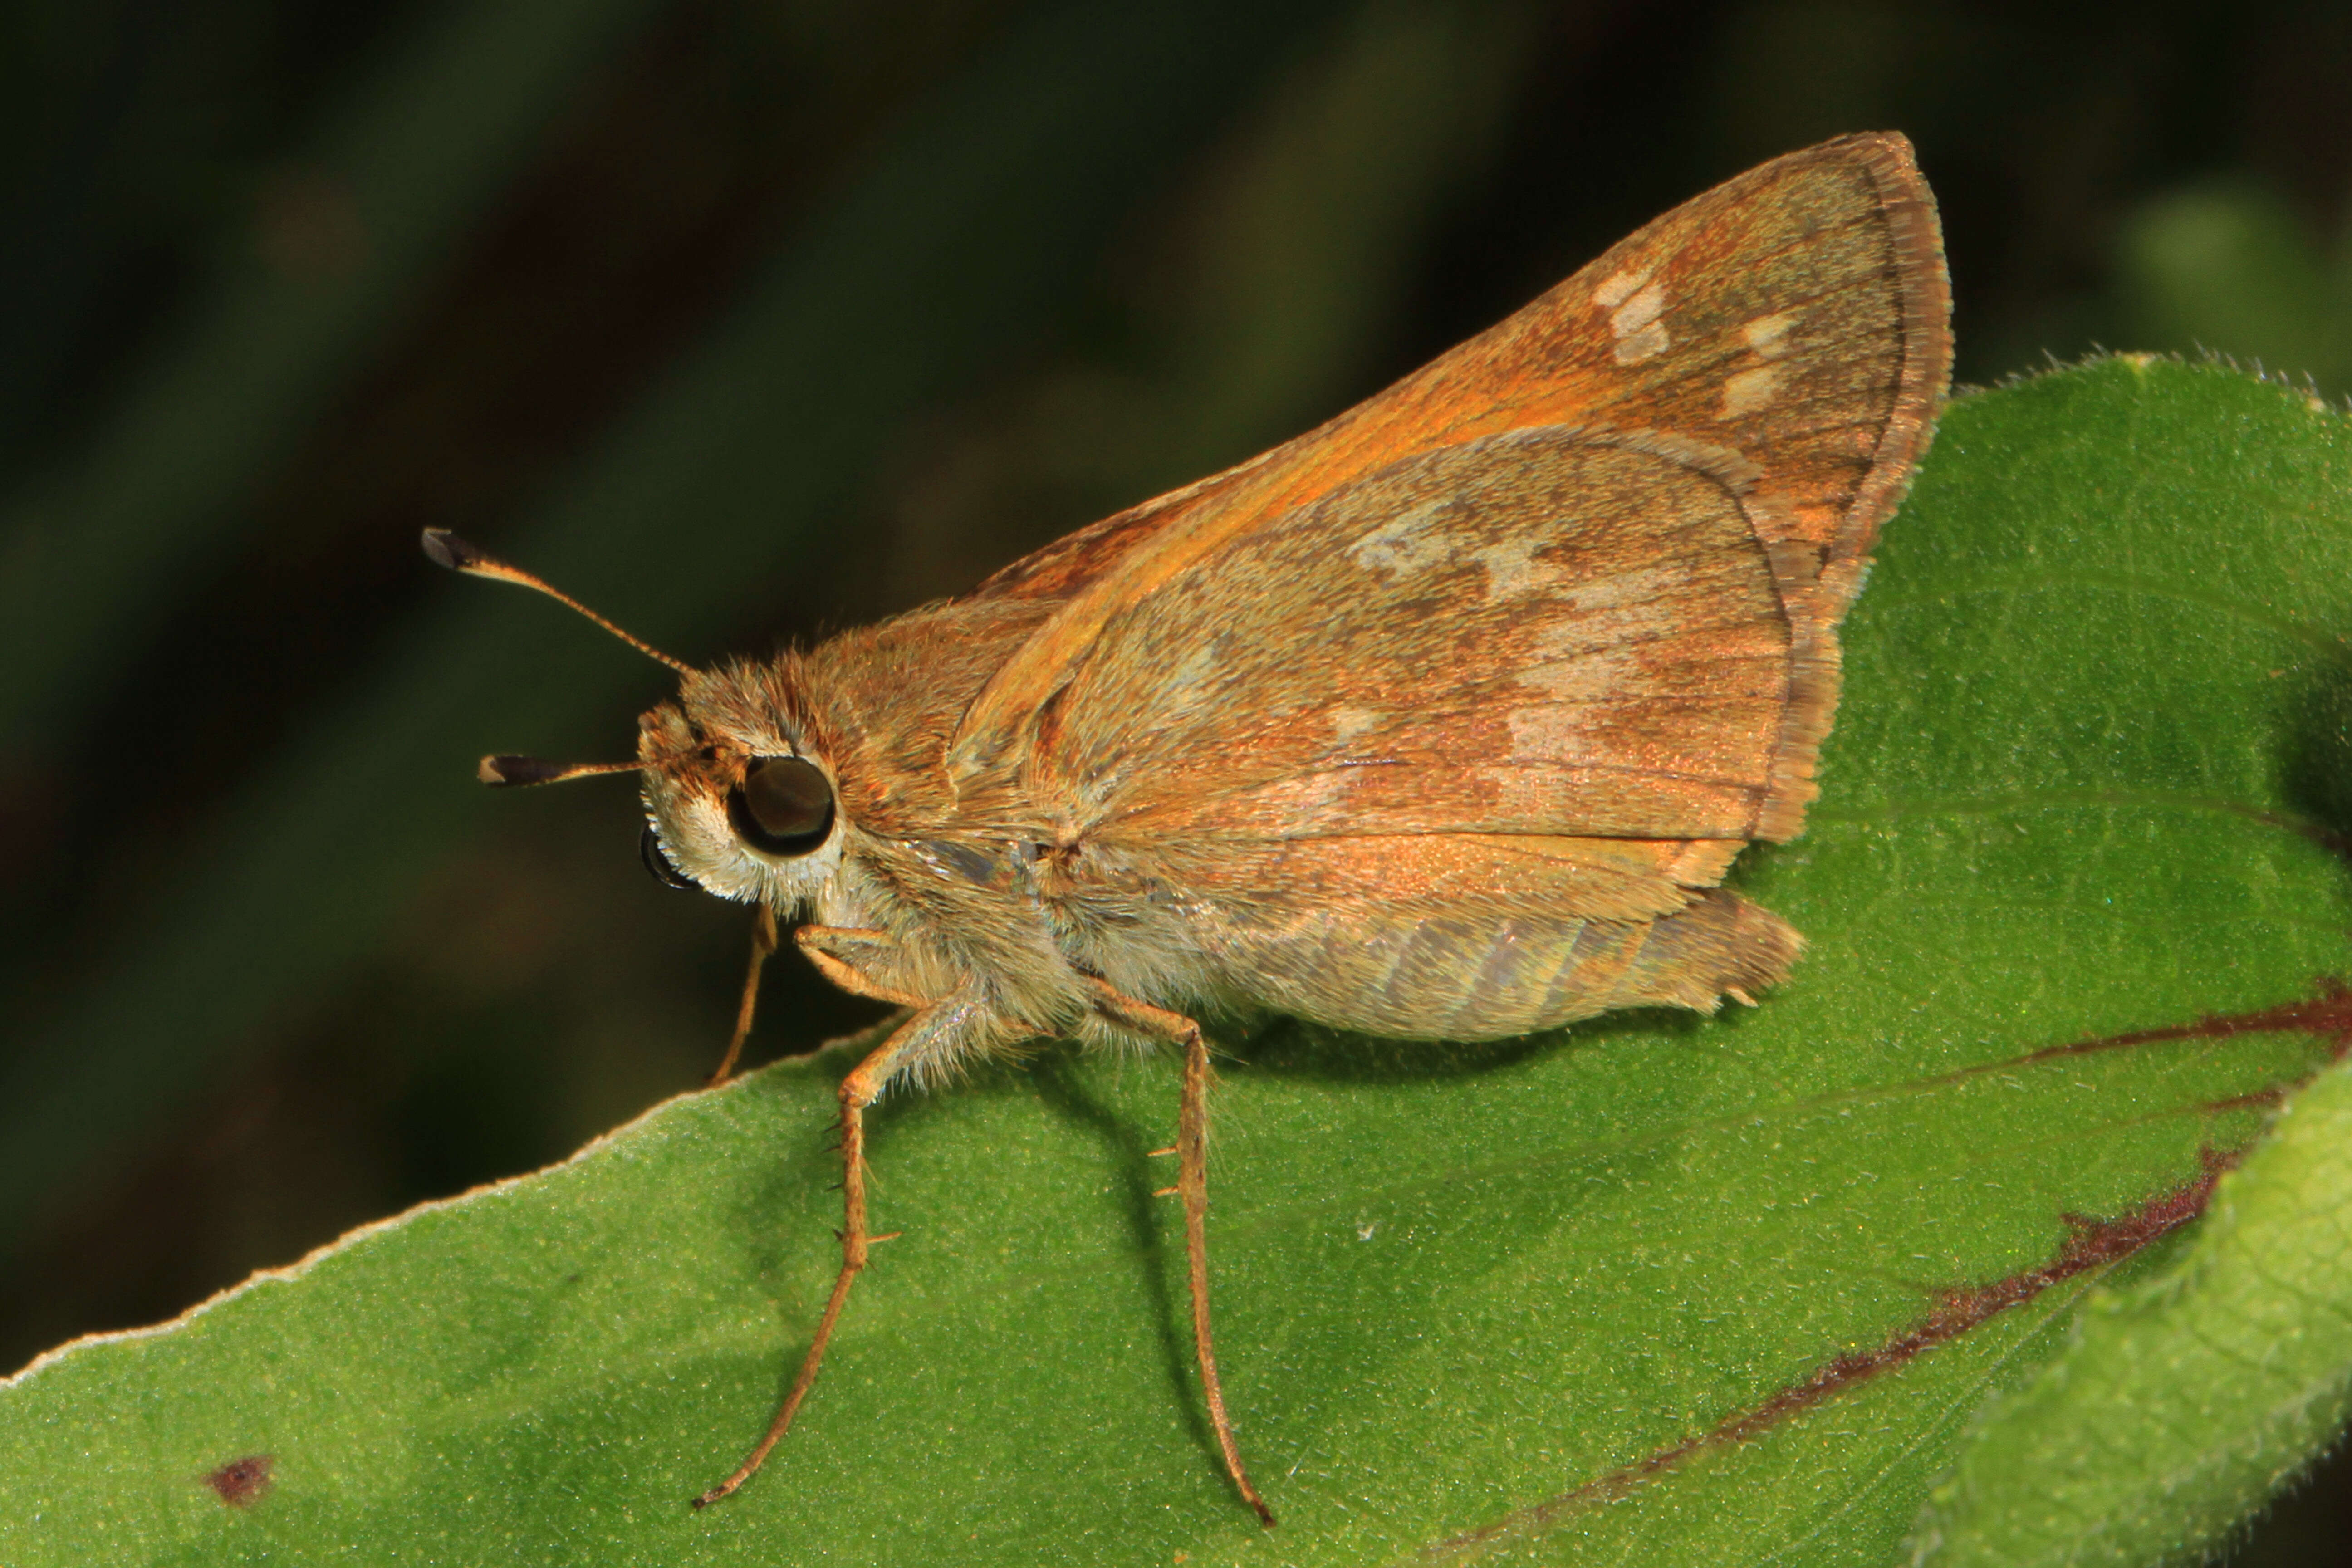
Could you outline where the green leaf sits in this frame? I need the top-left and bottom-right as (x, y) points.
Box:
(1909, 1053), (2352, 1568)
(6, 357), (2352, 1566)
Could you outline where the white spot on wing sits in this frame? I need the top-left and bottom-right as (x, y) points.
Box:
(1508, 701), (1617, 761)
(1521, 566), (1692, 670)
(1329, 706), (1384, 744)
(1720, 364), (1779, 417)
(1553, 564), (1683, 617)
(1471, 537), (1567, 599)
(1514, 648), (1642, 705)
(1593, 265), (1651, 309)
(1164, 642), (1220, 698)
(1349, 501), (1451, 578)
(1741, 311), (1799, 358)
(1614, 321), (1670, 364)
(1598, 270), (1671, 364)
(1612, 281), (1666, 335)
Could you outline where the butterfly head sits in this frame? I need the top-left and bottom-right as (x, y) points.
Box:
(635, 665), (844, 909)
(421, 528), (843, 911)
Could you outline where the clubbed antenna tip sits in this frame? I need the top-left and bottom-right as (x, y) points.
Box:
(477, 754), (646, 788)
(416, 526), (695, 676)
(421, 527), (490, 574)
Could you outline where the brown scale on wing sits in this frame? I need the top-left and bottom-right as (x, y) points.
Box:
(946, 131), (1949, 857)
(1043, 430), (1796, 848)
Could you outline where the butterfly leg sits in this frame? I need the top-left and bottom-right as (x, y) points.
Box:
(706, 903), (780, 1085)
(805, 1006), (917, 1062)
(694, 986), (970, 1508)
(1088, 983), (1276, 1528)
(794, 924), (931, 1007)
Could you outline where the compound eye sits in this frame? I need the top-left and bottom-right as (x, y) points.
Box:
(727, 755), (835, 857)
(640, 823), (697, 891)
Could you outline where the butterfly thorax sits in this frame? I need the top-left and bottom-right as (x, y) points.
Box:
(642, 598), (1187, 1048)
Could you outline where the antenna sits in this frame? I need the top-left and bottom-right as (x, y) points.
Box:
(475, 755), (649, 788)
(421, 528), (695, 676)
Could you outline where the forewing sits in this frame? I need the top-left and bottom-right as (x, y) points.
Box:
(945, 131), (1947, 853)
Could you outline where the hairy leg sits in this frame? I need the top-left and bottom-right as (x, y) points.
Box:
(1088, 982), (1275, 1528)
(795, 924), (929, 1007)
(693, 1004), (939, 1507)
(696, 928), (973, 1508)
(706, 903), (780, 1086)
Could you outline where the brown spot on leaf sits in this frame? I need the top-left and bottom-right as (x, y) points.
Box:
(203, 1454), (273, 1507)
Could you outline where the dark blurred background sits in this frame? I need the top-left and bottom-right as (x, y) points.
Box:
(2, 0), (2347, 1555)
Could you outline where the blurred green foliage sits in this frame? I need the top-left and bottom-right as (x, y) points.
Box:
(2115, 178), (2352, 393)
(3, 0), (2352, 1560)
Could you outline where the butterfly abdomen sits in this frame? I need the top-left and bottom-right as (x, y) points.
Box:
(1190, 889), (1798, 1042)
